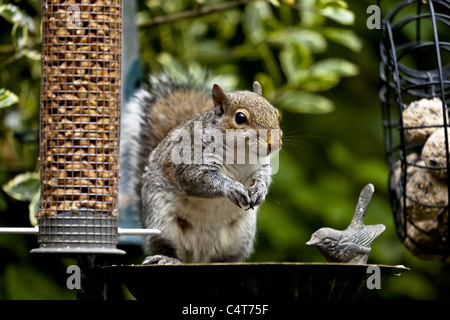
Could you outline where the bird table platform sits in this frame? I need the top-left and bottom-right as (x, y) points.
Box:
(103, 262), (408, 301)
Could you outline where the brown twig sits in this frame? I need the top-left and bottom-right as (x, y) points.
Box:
(138, 0), (255, 28)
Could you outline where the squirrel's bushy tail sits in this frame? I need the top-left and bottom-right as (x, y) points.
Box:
(119, 70), (210, 202)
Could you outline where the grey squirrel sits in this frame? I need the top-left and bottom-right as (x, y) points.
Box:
(121, 73), (282, 264)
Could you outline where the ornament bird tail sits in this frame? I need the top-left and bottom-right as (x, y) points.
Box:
(348, 183), (375, 230)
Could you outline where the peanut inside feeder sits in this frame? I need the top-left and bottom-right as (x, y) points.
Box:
(40, 0), (121, 218)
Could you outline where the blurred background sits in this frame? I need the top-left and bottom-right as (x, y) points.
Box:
(0, 0), (449, 299)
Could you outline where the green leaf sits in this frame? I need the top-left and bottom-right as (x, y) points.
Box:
(282, 58), (359, 91)
(29, 189), (40, 226)
(0, 88), (19, 108)
(2, 172), (40, 202)
(187, 20), (208, 39)
(188, 39), (226, 61)
(276, 91), (334, 114)
(11, 22), (29, 49)
(243, 1), (273, 43)
(269, 29), (327, 53)
(0, 4), (36, 33)
(280, 43), (311, 85)
(301, 73), (340, 91)
(262, 16), (280, 35)
(22, 48), (41, 61)
(318, 0), (349, 9)
(216, 10), (241, 40)
(310, 58), (359, 78)
(322, 27), (363, 52)
(320, 6), (355, 25)
(298, 0), (318, 28)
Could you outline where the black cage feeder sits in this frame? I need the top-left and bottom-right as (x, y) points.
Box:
(380, 0), (450, 261)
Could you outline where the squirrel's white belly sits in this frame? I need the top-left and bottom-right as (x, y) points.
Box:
(164, 193), (257, 262)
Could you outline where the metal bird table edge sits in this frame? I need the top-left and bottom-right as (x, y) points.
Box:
(103, 262), (409, 301)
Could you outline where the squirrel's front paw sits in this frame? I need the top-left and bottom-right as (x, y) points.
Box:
(142, 255), (182, 265)
(248, 179), (268, 208)
(227, 181), (250, 208)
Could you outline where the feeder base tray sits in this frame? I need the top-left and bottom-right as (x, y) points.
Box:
(32, 210), (125, 255)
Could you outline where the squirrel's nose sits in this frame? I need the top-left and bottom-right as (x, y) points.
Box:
(268, 131), (282, 153)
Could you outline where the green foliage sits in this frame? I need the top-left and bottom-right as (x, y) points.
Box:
(2, 171), (39, 225)
(3, 263), (75, 300)
(138, 0), (362, 114)
(0, 0), (449, 300)
(0, 0), (40, 173)
(0, 3), (37, 32)
(0, 88), (18, 108)
(2, 171), (39, 202)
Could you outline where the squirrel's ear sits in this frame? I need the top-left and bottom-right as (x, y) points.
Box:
(253, 81), (262, 95)
(212, 84), (227, 116)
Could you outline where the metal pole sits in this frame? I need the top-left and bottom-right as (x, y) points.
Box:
(0, 227), (38, 234)
(77, 255), (104, 300)
(0, 227), (160, 236)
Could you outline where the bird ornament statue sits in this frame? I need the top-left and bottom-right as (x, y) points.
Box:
(306, 183), (385, 264)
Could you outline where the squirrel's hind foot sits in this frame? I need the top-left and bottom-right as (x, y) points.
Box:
(142, 255), (182, 265)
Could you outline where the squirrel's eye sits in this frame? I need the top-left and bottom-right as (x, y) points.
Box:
(234, 112), (247, 125)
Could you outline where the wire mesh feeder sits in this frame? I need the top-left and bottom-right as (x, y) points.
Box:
(35, 0), (124, 254)
(379, 0), (450, 261)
